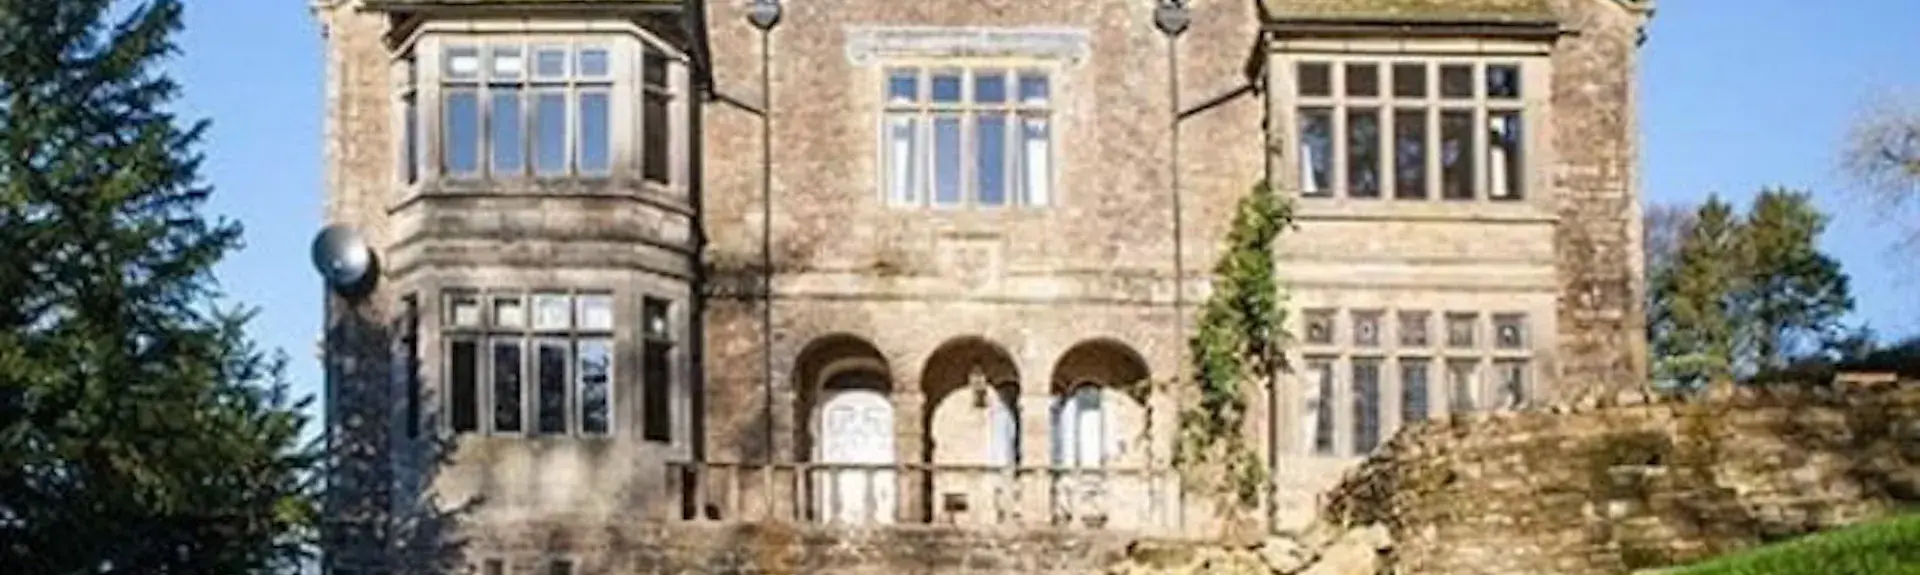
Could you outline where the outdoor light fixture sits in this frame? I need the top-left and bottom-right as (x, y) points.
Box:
(310, 224), (377, 298)
(968, 365), (990, 409)
(1154, 0), (1190, 37)
(746, 0), (782, 31)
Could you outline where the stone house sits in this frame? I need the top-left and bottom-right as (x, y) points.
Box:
(311, 0), (1651, 572)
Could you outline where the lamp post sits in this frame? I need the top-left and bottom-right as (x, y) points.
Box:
(309, 224), (377, 574)
(747, 0), (782, 475)
(1153, 0), (1189, 533)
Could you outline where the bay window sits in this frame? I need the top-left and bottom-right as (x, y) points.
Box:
(1292, 59), (1533, 202)
(443, 290), (620, 438)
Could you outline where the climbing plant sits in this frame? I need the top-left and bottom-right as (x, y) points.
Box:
(1176, 180), (1293, 508)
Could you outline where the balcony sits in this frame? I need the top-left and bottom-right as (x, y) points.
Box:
(667, 461), (1187, 535)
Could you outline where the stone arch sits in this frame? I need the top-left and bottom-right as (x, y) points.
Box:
(792, 334), (897, 524)
(792, 334), (894, 462)
(918, 336), (1022, 523)
(1048, 338), (1153, 467)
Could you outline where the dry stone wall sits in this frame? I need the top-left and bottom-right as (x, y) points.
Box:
(1321, 382), (1920, 575)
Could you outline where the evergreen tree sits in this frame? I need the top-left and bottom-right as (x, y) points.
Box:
(1652, 196), (1744, 389)
(0, 1), (317, 572)
(1738, 188), (1854, 371)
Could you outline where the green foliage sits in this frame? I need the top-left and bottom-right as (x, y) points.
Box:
(0, 1), (318, 572)
(1664, 512), (1920, 575)
(1177, 181), (1292, 507)
(1650, 189), (1855, 390)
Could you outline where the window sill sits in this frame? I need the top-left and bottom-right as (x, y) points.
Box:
(391, 177), (689, 215)
(1293, 196), (1555, 224)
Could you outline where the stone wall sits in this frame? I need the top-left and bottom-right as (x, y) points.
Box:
(1321, 382), (1920, 575)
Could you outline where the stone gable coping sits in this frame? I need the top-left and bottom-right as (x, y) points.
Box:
(844, 26), (1092, 67)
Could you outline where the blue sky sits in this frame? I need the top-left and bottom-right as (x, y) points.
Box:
(170, 0), (1920, 424)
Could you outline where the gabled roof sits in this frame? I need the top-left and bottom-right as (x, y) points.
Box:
(1260, 0), (1557, 24)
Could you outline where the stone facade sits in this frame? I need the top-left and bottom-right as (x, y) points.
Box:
(1321, 381), (1920, 575)
(311, 0), (1655, 572)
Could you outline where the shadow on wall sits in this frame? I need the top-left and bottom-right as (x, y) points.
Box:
(325, 306), (482, 573)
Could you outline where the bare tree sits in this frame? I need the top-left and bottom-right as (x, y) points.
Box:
(1645, 201), (1699, 279)
(1840, 87), (1920, 246)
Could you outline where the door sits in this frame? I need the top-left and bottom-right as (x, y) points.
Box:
(815, 390), (897, 524)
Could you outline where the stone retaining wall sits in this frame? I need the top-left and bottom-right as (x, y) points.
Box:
(1321, 382), (1920, 575)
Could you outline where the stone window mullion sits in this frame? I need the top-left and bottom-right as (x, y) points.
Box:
(1329, 61), (1348, 199)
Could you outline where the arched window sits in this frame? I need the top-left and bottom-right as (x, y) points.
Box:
(1050, 385), (1105, 468)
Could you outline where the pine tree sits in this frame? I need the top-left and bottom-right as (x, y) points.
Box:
(0, 1), (317, 572)
(1652, 195), (1744, 389)
(1738, 188), (1854, 371)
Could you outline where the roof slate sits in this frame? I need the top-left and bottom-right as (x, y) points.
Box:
(1260, 0), (1557, 23)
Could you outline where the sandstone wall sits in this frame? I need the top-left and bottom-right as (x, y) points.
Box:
(1322, 383), (1920, 575)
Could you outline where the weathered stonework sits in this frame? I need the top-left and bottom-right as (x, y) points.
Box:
(314, 0), (1657, 572)
(1321, 381), (1920, 574)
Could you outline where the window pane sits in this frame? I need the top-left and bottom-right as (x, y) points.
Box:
(401, 299), (420, 439)
(492, 340), (524, 433)
(534, 47), (567, 78)
(887, 69), (918, 104)
(643, 92), (671, 183)
(489, 89), (524, 175)
(974, 70), (1007, 104)
(533, 294), (571, 330)
(643, 298), (672, 341)
(1019, 117), (1051, 206)
(1401, 360), (1430, 424)
(1397, 311), (1429, 347)
(643, 49), (669, 88)
(976, 113), (1007, 206)
(483, 559), (504, 575)
(1347, 108), (1381, 198)
(1487, 64), (1521, 99)
(1017, 73), (1049, 105)
(548, 559), (574, 575)
(930, 71), (963, 103)
(447, 293), (482, 327)
(578, 47), (611, 78)
(1297, 62), (1331, 97)
(533, 92), (568, 176)
(1495, 360), (1528, 408)
(1448, 360), (1477, 413)
(1306, 358), (1335, 455)
(1440, 64), (1473, 99)
(579, 91), (612, 176)
(492, 295), (525, 329)
(1489, 111), (1524, 200)
(443, 90), (481, 176)
(1345, 63), (1379, 98)
(577, 294), (614, 331)
(1440, 110), (1475, 200)
(402, 96), (418, 184)
(1353, 311), (1381, 347)
(444, 47), (480, 79)
(450, 340), (479, 433)
(1494, 313), (1527, 349)
(537, 340), (568, 434)
(932, 116), (963, 206)
(1352, 359), (1381, 454)
(1298, 108), (1333, 197)
(579, 339), (612, 435)
(1446, 313), (1477, 348)
(1304, 309), (1335, 344)
(1392, 63), (1426, 98)
(643, 342), (672, 441)
(489, 46), (523, 80)
(1394, 109), (1427, 200)
(886, 115), (920, 205)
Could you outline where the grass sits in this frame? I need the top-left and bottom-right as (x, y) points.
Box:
(1659, 512), (1920, 575)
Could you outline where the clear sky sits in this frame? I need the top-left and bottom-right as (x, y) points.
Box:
(169, 0), (1920, 425)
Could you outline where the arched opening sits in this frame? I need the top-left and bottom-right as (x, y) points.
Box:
(919, 336), (1020, 524)
(1048, 338), (1153, 528)
(792, 334), (895, 525)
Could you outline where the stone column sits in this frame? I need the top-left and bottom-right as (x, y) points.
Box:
(893, 390), (926, 523)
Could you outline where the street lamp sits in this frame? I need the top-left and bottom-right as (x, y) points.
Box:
(1154, 0), (1190, 37)
(746, 0), (782, 31)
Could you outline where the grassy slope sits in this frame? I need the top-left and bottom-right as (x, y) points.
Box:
(1664, 512), (1920, 575)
